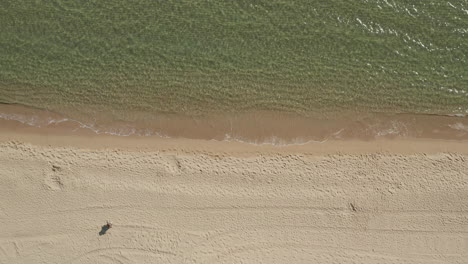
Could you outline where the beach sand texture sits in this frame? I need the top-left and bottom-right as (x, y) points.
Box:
(1, 139), (467, 263)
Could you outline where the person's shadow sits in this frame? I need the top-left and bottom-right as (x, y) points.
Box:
(99, 224), (111, 236)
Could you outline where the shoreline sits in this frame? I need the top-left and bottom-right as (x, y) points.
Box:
(1, 103), (468, 147)
(2, 118), (468, 155)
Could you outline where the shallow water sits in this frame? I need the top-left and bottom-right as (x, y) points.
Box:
(1, 1), (467, 127)
(1, 104), (468, 145)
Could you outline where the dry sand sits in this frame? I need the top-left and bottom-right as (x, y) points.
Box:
(1, 130), (468, 263)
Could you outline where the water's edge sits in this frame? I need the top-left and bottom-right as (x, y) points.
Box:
(1, 104), (468, 146)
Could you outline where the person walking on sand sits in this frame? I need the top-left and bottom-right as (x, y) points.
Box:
(99, 221), (113, 236)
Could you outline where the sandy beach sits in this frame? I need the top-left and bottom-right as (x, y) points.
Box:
(1, 123), (468, 264)
(2, 1), (468, 262)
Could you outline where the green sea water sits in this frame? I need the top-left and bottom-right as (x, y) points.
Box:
(1, 0), (467, 121)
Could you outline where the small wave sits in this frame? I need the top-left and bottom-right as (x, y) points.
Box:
(0, 112), (69, 127)
(71, 122), (170, 138)
(448, 123), (468, 132)
(221, 134), (328, 146)
(373, 120), (409, 138)
(0, 111), (166, 137)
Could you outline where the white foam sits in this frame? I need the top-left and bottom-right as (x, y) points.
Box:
(374, 121), (409, 137)
(221, 133), (328, 147)
(449, 123), (468, 132)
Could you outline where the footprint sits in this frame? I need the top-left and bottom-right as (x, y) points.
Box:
(165, 156), (183, 174)
(44, 165), (65, 190)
